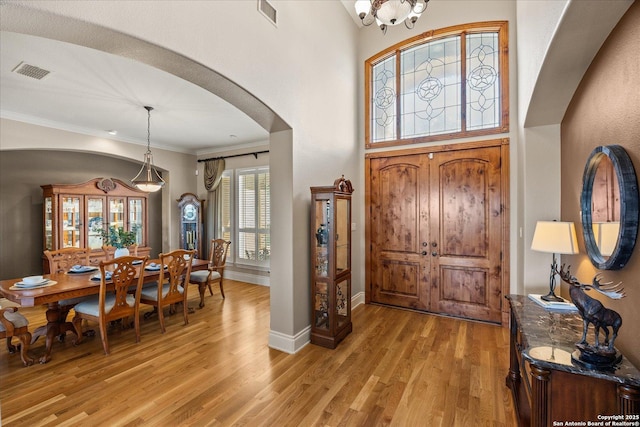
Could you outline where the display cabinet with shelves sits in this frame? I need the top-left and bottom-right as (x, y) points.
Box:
(310, 176), (353, 349)
(42, 178), (150, 271)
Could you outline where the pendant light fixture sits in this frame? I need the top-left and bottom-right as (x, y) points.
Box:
(132, 106), (165, 192)
(355, 0), (428, 34)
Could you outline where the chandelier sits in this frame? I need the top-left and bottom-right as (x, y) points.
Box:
(355, 0), (428, 33)
(131, 106), (165, 192)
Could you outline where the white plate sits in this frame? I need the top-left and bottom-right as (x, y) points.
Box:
(14, 279), (50, 288)
(69, 266), (97, 273)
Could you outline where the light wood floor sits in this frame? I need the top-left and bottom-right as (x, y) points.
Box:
(0, 280), (517, 426)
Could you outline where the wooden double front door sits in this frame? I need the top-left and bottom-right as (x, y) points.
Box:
(366, 140), (509, 323)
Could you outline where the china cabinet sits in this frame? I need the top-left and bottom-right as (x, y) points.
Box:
(310, 176), (353, 349)
(41, 178), (150, 271)
(177, 192), (204, 257)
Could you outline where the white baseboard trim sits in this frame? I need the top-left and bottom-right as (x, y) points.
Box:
(226, 270), (270, 286)
(352, 291), (365, 309)
(268, 326), (311, 354)
(268, 291), (366, 354)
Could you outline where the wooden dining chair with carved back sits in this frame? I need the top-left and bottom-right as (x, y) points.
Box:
(44, 247), (92, 274)
(102, 244), (139, 261)
(139, 249), (195, 333)
(189, 239), (231, 308)
(0, 298), (34, 366)
(103, 244), (159, 294)
(71, 255), (148, 355)
(43, 247), (96, 341)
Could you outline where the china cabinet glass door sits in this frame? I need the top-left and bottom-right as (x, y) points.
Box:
(313, 198), (330, 330)
(129, 198), (144, 244)
(44, 197), (53, 250)
(335, 278), (350, 329)
(62, 196), (82, 248)
(335, 197), (350, 274)
(109, 197), (125, 230)
(314, 199), (330, 277)
(86, 197), (105, 249)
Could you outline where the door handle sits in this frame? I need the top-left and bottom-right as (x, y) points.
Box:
(432, 251), (438, 257)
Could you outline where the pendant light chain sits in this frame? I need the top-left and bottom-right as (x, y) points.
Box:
(145, 106), (153, 154)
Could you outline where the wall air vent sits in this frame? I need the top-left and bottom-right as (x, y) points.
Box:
(12, 62), (51, 80)
(258, 0), (277, 26)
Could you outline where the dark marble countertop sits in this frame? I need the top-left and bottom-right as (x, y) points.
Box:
(507, 294), (640, 387)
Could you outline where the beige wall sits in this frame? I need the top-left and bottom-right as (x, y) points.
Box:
(561, 1), (640, 366)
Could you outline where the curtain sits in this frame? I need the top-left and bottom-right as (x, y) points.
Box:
(204, 158), (225, 259)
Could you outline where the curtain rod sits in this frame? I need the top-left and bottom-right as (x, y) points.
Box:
(197, 150), (269, 163)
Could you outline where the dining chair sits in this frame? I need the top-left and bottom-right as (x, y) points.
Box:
(0, 298), (34, 366)
(189, 239), (231, 308)
(44, 247), (92, 273)
(43, 247), (96, 340)
(72, 255), (148, 355)
(140, 249), (195, 333)
(102, 244), (139, 260)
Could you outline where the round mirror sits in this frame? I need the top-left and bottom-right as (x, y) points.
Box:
(581, 145), (639, 270)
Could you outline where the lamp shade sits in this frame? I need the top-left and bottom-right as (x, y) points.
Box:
(376, 0), (413, 26)
(531, 221), (579, 254)
(355, 0), (370, 17)
(407, 1), (425, 21)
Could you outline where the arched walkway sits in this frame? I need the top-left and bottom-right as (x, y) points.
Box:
(1, 2), (297, 351)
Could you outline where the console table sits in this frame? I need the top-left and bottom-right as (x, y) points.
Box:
(506, 295), (640, 426)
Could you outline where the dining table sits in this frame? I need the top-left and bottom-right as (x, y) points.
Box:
(0, 258), (209, 363)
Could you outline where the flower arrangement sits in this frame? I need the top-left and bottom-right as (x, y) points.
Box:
(100, 225), (139, 249)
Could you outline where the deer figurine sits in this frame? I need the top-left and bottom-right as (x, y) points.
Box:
(557, 265), (625, 353)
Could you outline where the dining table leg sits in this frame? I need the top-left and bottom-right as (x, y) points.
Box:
(31, 302), (79, 364)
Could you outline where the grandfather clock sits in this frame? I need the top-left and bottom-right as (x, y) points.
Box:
(177, 192), (203, 257)
(310, 176), (354, 348)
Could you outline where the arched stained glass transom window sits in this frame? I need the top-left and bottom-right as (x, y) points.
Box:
(365, 21), (509, 148)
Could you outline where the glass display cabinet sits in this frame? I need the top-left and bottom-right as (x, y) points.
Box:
(310, 176), (354, 349)
(177, 192), (204, 257)
(41, 178), (150, 271)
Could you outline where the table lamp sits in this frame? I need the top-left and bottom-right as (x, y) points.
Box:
(531, 220), (579, 302)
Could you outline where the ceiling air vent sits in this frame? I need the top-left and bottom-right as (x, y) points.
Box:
(12, 62), (51, 80)
(258, 0), (277, 26)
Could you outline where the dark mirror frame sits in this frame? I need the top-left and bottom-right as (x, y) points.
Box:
(581, 145), (639, 270)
